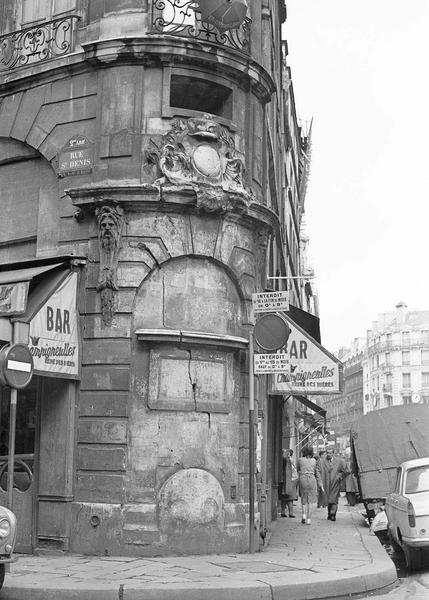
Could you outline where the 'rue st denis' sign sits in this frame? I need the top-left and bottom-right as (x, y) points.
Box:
(57, 135), (93, 177)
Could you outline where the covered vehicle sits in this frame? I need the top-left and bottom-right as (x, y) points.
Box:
(0, 504), (17, 589)
(385, 457), (429, 570)
(350, 404), (429, 521)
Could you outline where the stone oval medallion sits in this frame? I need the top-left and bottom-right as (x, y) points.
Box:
(192, 145), (221, 178)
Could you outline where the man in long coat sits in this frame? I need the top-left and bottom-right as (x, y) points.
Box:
(318, 448), (348, 521)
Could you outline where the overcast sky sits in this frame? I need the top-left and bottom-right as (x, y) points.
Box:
(283, 0), (429, 352)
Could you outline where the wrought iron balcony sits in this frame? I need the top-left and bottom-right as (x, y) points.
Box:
(150, 0), (251, 53)
(0, 15), (80, 71)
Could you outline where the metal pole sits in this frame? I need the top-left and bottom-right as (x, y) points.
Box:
(267, 275), (315, 280)
(7, 388), (17, 511)
(249, 330), (255, 553)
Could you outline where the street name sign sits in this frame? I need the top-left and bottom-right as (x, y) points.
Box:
(0, 343), (34, 389)
(254, 352), (290, 374)
(57, 135), (93, 177)
(252, 291), (289, 313)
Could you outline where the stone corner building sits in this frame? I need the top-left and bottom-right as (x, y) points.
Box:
(0, 0), (313, 556)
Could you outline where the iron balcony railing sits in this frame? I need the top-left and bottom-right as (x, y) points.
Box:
(0, 15), (80, 71)
(150, 0), (251, 53)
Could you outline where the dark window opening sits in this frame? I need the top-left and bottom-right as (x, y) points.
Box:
(170, 75), (233, 120)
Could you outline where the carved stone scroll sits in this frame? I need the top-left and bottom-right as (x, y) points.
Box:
(95, 203), (125, 326)
(146, 115), (253, 211)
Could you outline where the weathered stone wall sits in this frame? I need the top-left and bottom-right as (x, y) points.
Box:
(0, 0), (289, 555)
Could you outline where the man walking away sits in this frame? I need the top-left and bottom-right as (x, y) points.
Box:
(318, 448), (348, 521)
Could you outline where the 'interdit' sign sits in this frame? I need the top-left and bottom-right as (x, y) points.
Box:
(251, 291), (289, 313)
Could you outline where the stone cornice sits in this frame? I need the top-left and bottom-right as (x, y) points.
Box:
(81, 37), (275, 103)
(0, 36), (276, 104)
(66, 181), (280, 232)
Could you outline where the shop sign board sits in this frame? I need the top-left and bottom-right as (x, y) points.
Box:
(57, 135), (93, 177)
(270, 312), (343, 395)
(252, 291), (289, 313)
(28, 272), (80, 378)
(0, 281), (29, 316)
(254, 352), (290, 374)
(0, 343), (34, 389)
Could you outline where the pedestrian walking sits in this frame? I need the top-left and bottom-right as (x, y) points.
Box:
(315, 450), (326, 507)
(279, 449), (298, 518)
(297, 446), (323, 525)
(318, 447), (348, 521)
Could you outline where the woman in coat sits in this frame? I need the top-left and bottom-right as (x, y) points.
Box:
(279, 449), (298, 517)
(318, 447), (348, 521)
(297, 446), (323, 525)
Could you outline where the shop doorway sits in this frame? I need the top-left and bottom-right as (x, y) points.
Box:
(0, 377), (39, 553)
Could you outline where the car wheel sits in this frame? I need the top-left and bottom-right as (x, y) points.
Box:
(0, 564), (5, 590)
(403, 543), (422, 571)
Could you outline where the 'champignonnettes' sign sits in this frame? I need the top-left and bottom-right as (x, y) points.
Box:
(57, 135), (93, 177)
(0, 281), (29, 316)
(28, 272), (79, 378)
(270, 312), (343, 395)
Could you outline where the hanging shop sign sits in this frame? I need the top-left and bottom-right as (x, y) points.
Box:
(0, 281), (29, 316)
(270, 312), (343, 395)
(57, 135), (93, 177)
(28, 272), (79, 378)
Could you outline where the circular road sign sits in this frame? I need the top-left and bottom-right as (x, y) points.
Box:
(0, 343), (34, 390)
(254, 313), (290, 352)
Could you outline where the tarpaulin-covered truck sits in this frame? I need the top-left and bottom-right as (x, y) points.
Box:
(350, 404), (429, 520)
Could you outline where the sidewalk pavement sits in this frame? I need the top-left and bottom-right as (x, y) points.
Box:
(0, 499), (397, 600)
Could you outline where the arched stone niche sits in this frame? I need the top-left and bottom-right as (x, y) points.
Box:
(133, 255), (245, 337)
(158, 468), (226, 553)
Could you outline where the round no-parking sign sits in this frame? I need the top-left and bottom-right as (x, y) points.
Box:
(0, 343), (34, 389)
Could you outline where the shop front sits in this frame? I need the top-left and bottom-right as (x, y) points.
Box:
(0, 258), (83, 553)
(265, 309), (342, 523)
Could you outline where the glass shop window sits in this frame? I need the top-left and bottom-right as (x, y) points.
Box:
(0, 381), (37, 457)
(170, 75), (233, 120)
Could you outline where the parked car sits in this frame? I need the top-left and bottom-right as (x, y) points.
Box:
(385, 457), (429, 570)
(0, 504), (17, 589)
(350, 404), (429, 522)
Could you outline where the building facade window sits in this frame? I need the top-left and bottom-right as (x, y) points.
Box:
(402, 372), (411, 388)
(402, 350), (410, 365)
(385, 352), (390, 365)
(170, 75), (233, 120)
(22, 0), (76, 24)
(421, 349), (429, 365)
(421, 330), (429, 344)
(422, 372), (429, 387)
(402, 331), (410, 346)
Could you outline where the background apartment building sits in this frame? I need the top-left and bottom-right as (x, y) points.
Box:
(363, 302), (429, 413)
(320, 302), (429, 449)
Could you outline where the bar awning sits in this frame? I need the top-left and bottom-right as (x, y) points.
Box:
(288, 304), (321, 343)
(0, 262), (66, 285)
(295, 395), (326, 418)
